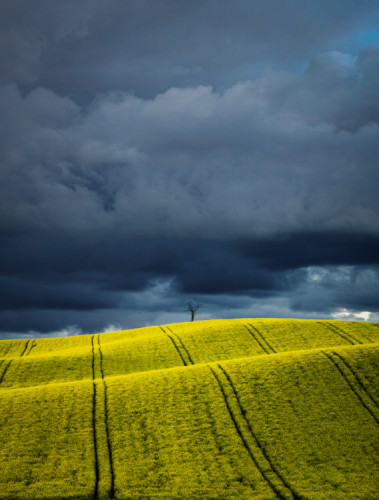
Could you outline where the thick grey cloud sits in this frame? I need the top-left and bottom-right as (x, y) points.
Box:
(1, 1), (379, 100)
(0, 1), (379, 338)
(1, 51), (378, 239)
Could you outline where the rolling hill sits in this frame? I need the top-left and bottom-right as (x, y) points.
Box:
(0, 319), (378, 499)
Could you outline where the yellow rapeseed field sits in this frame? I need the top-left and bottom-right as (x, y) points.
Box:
(0, 319), (378, 499)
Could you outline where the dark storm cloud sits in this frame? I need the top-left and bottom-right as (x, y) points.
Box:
(1, 1), (379, 337)
(1, 52), (378, 239)
(0, 231), (378, 333)
(0, 234), (279, 301)
(1, 1), (379, 100)
(237, 233), (379, 271)
(0, 275), (116, 311)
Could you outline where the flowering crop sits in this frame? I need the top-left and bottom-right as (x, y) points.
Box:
(0, 319), (378, 498)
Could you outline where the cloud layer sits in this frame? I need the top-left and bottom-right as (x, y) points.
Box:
(1, 48), (379, 238)
(0, 1), (378, 337)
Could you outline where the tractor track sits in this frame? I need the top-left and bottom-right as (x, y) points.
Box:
(25, 339), (37, 356)
(243, 324), (271, 354)
(0, 360), (12, 385)
(166, 326), (194, 364)
(160, 326), (188, 366)
(209, 364), (299, 499)
(331, 351), (379, 408)
(322, 350), (378, 425)
(97, 335), (115, 499)
(248, 323), (276, 353)
(91, 335), (100, 499)
(0, 339), (34, 387)
(318, 321), (361, 345)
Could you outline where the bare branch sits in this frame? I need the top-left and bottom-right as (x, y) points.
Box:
(187, 302), (200, 321)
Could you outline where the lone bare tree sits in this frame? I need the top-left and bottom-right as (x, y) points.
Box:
(188, 302), (200, 322)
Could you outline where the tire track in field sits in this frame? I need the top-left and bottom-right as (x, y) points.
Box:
(322, 350), (379, 425)
(327, 322), (363, 344)
(0, 339), (32, 386)
(317, 321), (361, 345)
(0, 360), (12, 385)
(91, 335), (100, 499)
(209, 364), (298, 500)
(218, 364), (300, 499)
(331, 351), (379, 408)
(29, 339), (37, 355)
(160, 326), (188, 366)
(19, 339), (31, 357)
(24, 339), (36, 356)
(97, 335), (115, 499)
(246, 323), (276, 354)
(243, 324), (271, 355)
(344, 324), (374, 344)
(166, 326), (194, 364)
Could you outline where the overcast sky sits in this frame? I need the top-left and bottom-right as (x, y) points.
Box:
(1, 0), (379, 339)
